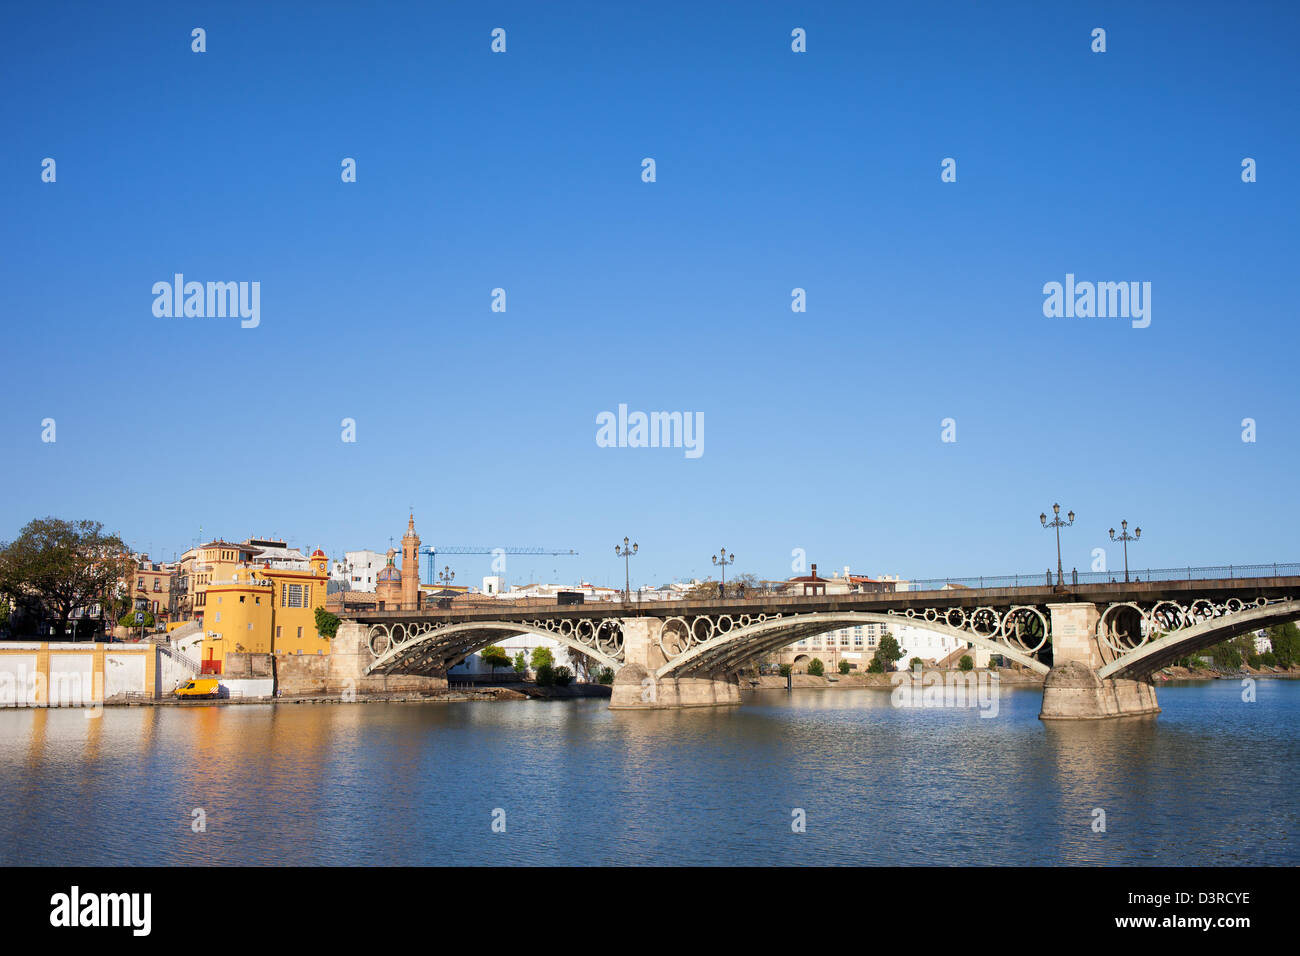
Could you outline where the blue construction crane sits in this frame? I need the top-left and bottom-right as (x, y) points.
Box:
(421, 546), (577, 584)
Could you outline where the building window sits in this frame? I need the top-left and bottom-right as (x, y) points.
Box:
(215, 612), (221, 622)
(297, 626), (303, 639)
(276, 626), (282, 639)
(282, 584), (307, 608)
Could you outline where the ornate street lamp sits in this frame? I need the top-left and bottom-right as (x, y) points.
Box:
(1040, 503), (1074, 587)
(1109, 520), (1141, 584)
(438, 566), (455, 587)
(712, 547), (735, 598)
(615, 537), (638, 604)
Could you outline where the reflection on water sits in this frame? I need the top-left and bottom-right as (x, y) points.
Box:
(1, 681), (1297, 865)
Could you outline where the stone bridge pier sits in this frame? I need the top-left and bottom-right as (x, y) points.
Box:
(1040, 603), (1159, 720)
(609, 618), (741, 710)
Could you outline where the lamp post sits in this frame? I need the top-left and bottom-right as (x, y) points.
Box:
(438, 566), (455, 587)
(711, 547), (734, 599)
(615, 537), (637, 604)
(1040, 503), (1074, 587)
(1109, 520), (1141, 583)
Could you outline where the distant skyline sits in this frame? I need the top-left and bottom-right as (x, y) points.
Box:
(2, 1), (1298, 588)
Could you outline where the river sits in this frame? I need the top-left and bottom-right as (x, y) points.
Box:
(1, 680), (1296, 865)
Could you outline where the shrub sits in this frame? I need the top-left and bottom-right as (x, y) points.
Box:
(1260, 651), (1277, 668)
(958, 655), (974, 672)
(553, 665), (573, 687)
(838, 659), (850, 675)
(779, 663), (792, 677)
(866, 657), (884, 673)
(314, 607), (340, 639)
(597, 666), (615, 685)
(807, 658), (825, 677)
(535, 663), (555, 686)
(118, 609), (154, 629)
(909, 657), (924, 671)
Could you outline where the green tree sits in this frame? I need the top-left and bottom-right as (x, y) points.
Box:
(778, 663), (792, 678)
(535, 662), (555, 686)
(1209, 639), (1242, 670)
(481, 645), (512, 675)
(530, 646), (555, 671)
(875, 633), (903, 671)
(807, 658), (825, 677)
(513, 651), (527, 674)
(909, 656), (924, 671)
(1267, 622), (1299, 667)
(0, 518), (131, 639)
(596, 666), (615, 685)
(838, 659), (850, 675)
(314, 606), (340, 639)
(866, 657), (884, 673)
(553, 665), (573, 687)
(958, 655), (974, 672)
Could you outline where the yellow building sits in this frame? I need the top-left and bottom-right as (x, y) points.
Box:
(199, 550), (330, 674)
(183, 540), (258, 623)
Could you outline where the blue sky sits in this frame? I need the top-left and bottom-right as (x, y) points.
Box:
(2, 1), (1298, 588)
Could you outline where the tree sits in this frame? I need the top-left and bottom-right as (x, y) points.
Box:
(512, 651), (527, 675)
(1268, 622), (1299, 668)
(0, 518), (131, 639)
(596, 666), (615, 685)
(779, 663), (792, 678)
(958, 655), (974, 672)
(535, 663), (555, 686)
(807, 658), (825, 677)
(530, 646), (555, 671)
(876, 633), (903, 671)
(314, 607), (340, 639)
(909, 656), (924, 671)
(553, 665), (573, 687)
(481, 645), (512, 675)
(838, 659), (850, 675)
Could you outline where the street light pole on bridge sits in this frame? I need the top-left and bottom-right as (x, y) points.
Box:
(1109, 520), (1141, 583)
(615, 537), (638, 604)
(1040, 503), (1074, 588)
(712, 547), (734, 599)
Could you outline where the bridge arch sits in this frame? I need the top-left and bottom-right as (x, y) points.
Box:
(654, 611), (1050, 679)
(1100, 599), (1300, 679)
(365, 621), (622, 677)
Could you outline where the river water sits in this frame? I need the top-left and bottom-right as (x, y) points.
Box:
(1, 681), (1296, 866)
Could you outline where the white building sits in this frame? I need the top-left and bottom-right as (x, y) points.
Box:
(332, 549), (389, 592)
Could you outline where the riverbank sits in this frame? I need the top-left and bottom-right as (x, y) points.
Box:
(1154, 662), (1300, 681)
(94, 681), (614, 708)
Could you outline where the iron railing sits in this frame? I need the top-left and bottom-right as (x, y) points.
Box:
(902, 563), (1300, 591)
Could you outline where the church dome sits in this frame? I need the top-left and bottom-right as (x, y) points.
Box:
(377, 563), (401, 583)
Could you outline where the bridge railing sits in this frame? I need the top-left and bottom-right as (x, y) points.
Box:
(902, 563), (1300, 591)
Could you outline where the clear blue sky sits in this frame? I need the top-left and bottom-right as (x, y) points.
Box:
(2, 1), (1297, 588)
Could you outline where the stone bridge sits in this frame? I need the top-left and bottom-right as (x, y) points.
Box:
(333, 574), (1300, 719)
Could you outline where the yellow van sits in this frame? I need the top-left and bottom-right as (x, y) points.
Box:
(174, 678), (220, 700)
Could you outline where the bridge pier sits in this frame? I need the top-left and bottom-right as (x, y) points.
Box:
(1040, 603), (1159, 720)
(608, 618), (740, 709)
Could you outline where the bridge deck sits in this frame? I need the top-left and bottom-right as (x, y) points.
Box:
(346, 575), (1300, 625)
